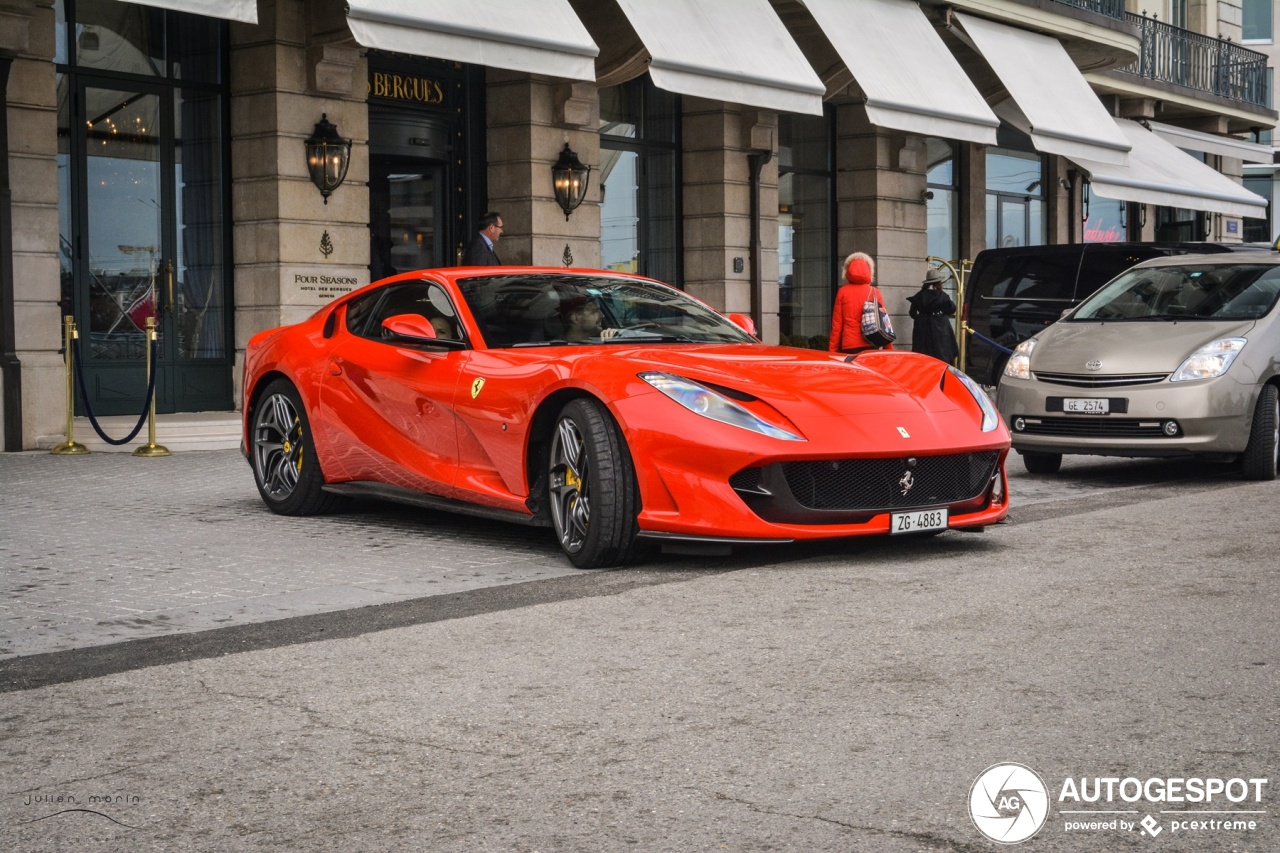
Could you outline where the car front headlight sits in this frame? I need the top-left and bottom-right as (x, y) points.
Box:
(948, 366), (1001, 432)
(1002, 338), (1037, 381)
(1170, 337), (1246, 382)
(639, 372), (804, 441)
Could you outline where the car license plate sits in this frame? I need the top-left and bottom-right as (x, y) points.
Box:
(891, 508), (948, 535)
(1064, 397), (1109, 414)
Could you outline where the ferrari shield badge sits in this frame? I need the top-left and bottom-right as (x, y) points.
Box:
(897, 426), (910, 438)
(471, 377), (485, 399)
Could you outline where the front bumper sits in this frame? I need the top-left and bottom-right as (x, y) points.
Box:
(611, 397), (1011, 541)
(997, 373), (1255, 457)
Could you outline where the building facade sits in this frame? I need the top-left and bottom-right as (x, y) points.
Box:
(1, 0), (1274, 450)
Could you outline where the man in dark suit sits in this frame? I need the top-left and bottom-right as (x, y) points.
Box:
(461, 211), (503, 266)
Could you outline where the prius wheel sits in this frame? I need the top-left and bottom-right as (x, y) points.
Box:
(1241, 384), (1279, 481)
(1021, 451), (1062, 475)
(251, 379), (344, 515)
(548, 398), (640, 569)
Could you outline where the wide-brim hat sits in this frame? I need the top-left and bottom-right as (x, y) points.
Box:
(923, 268), (950, 286)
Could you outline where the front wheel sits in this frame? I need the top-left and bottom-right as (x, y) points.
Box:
(1021, 451), (1062, 475)
(547, 398), (640, 569)
(1241, 384), (1279, 481)
(251, 378), (345, 515)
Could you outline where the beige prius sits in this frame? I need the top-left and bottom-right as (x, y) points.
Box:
(996, 253), (1280, 479)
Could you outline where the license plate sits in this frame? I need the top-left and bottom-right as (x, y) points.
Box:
(891, 508), (948, 535)
(1064, 397), (1109, 414)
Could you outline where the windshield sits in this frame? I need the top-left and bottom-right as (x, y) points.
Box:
(1071, 263), (1280, 322)
(457, 273), (756, 347)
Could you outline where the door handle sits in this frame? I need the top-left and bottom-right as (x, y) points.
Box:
(166, 260), (175, 315)
(328, 359), (343, 376)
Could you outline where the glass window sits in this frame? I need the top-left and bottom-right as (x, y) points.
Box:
(359, 283), (462, 342)
(1083, 184), (1126, 242)
(985, 148), (1045, 249)
(599, 76), (680, 285)
(73, 0), (165, 77)
(926, 139), (958, 262)
(1243, 175), (1272, 243)
(1243, 0), (1272, 41)
(1257, 69), (1274, 147)
(778, 112), (833, 349)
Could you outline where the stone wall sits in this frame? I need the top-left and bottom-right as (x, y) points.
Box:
(230, 0), (367, 408)
(3, 0), (61, 448)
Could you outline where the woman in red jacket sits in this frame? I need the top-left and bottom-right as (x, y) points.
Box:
(829, 252), (894, 353)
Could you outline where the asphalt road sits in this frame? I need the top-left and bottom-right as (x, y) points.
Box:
(1, 450), (1276, 851)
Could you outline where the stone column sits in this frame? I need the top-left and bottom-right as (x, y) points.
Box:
(835, 102), (929, 342)
(230, 0), (366, 407)
(3, 0), (61, 448)
(485, 72), (599, 268)
(683, 100), (779, 341)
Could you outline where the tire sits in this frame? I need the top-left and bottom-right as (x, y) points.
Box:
(1021, 451), (1062, 475)
(250, 378), (345, 515)
(1241, 384), (1279, 481)
(547, 398), (640, 569)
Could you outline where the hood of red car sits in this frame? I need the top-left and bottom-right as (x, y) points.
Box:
(578, 344), (951, 417)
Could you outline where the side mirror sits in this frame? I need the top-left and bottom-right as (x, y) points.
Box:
(728, 313), (757, 337)
(382, 313), (437, 341)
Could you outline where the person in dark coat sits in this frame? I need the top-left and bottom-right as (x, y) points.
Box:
(461, 211), (503, 265)
(907, 268), (959, 364)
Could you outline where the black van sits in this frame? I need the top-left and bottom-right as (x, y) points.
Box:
(960, 242), (1241, 385)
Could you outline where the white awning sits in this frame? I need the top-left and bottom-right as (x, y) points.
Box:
(1145, 121), (1274, 164)
(1073, 119), (1267, 218)
(798, 0), (998, 144)
(124, 0), (257, 23)
(611, 0), (825, 115)
(346, 0), (598, 82)
(953, 12), (1130, 165)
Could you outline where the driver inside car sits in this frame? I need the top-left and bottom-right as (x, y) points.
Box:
(561, 296), (622, 341)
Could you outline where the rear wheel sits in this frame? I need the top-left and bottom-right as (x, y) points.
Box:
(1021, 451), (1062, 475)
(251, 378), (345, 515)
(1241, 384), (1279, 481)
(547, 398), (640, 569)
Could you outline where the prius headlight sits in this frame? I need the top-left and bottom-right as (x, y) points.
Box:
(639, 372), (803, 441)
(949, 366), (1000, 432)
(1171, 337), (1246, 382)
(1003, 338), (1036, 380)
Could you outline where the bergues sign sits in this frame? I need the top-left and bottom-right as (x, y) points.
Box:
(370, 71), (446, 106)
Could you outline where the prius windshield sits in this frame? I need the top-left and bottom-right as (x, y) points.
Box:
(1071, 263), (1280, 322)
(457, 273), (756, 347)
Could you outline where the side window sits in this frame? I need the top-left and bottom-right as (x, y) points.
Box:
(344, 289), (383, 336)
(362, 282), (463, 343)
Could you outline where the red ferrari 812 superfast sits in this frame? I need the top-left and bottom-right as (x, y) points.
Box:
(242, 268), (1010, 568)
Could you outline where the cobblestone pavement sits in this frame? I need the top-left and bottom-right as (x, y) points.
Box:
(0, 450), (578, 659)
(0, 447), (1234, 661)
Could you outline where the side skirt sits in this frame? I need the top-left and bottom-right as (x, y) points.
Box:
(322, 481), (549, 527)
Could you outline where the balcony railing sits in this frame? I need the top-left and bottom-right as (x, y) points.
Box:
(1116, 13), (1268, 107)
(1049, 0), (1125, 20)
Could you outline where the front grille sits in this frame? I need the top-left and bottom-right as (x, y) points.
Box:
(778, 452), (1000, 511)
(1014, 416), (1175, 438)
(1033, 371), (1167, 388)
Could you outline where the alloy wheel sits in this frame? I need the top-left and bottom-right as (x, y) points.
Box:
(254, 391), (305, 501)
(549, 414), (590, 554)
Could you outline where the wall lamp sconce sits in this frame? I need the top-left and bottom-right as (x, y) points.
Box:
(305, 114), (351, 204)
(551, 143), (590, 220)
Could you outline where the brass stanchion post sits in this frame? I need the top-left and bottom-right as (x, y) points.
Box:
(133, 316), (170, 457)
(50, 315), (89, 455)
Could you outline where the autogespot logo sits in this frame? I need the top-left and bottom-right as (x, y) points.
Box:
(969, 763), (1050, 844)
